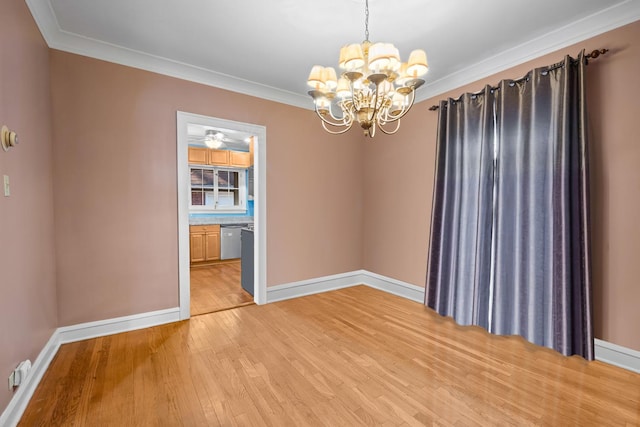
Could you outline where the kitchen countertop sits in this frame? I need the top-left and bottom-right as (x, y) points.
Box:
(189, 216), (254, 225)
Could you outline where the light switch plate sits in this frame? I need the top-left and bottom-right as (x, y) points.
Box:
(3, 175), (9, 197)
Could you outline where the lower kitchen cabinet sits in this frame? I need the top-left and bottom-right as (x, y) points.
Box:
(190, 224), (220, 264)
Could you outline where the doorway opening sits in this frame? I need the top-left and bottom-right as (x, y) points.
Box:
(177, 112), (267, 320)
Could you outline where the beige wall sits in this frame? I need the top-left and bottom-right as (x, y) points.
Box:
(0, 0), (58, 412)
(362, 21), (640, 351)
(49, 51), (363, 326)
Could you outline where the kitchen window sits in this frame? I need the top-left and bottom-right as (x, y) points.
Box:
(190, 166), (247, 213)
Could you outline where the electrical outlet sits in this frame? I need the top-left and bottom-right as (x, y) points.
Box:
(14, 360), (31, 386)
(3, 175), (9, 197)
(8, 372), (15, 391)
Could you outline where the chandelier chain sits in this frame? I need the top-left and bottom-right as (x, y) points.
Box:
(364, 0), (369, 41)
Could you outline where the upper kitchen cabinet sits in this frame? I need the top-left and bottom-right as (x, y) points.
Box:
(209, 149), (230, 166)
(188, 146), (208, 164)
(229, 151), (251, 168)
(249, 137), (254, 165)
(188, 146), (250, 167)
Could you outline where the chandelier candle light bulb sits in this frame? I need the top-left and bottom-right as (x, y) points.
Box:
(307, 0), (428, 137)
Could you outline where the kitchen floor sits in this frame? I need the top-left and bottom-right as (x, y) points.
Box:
(190, 260), (254, 316)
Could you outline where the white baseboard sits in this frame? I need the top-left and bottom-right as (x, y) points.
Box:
(595, 338), (640, 373)
(266, 269), (425, 304)
(57, 307), (180, 344)
(266, 270), (425, 304)
(0, 307), (180, 427)
(266, 271), (366, 303)
(360, 270), (426, 303)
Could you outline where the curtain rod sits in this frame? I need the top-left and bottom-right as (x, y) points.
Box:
(428, 48), (609, 111)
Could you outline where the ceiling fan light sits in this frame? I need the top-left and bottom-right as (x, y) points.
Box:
(204, 138), (216, 149)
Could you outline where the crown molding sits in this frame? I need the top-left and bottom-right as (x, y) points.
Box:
(416, 0), (640, 104)
(24, 0), (312, 110)
(26, 0), (640, 110)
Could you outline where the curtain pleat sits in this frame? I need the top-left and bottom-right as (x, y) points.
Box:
(427, 88), (496, 327)
(426, 52), (593, 359)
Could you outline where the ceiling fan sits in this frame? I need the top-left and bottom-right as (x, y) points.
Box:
(203, 129), (229, 149)
(188, 127), (251, 151)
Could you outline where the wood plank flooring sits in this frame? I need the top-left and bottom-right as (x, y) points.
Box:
(190, 260), (254, 316)
(19, 286), (640, 426)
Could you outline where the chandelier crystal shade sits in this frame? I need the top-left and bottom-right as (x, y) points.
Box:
(307, 0), (428, 137)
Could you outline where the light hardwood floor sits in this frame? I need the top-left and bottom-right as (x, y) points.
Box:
(20, 286), (640, 426)
(190, 260), (254, 316)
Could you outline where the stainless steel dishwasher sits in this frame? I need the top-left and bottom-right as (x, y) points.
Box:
(220, 225), (244, 260)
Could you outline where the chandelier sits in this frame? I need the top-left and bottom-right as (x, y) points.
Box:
(306, 0), (428, 137)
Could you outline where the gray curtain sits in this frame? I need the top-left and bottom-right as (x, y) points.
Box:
(426, 52), (593, 359)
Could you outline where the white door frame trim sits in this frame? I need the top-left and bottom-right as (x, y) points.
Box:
(176, 111), (267, 319)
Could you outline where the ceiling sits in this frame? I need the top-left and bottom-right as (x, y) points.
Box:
(26, 0), (640, 109)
